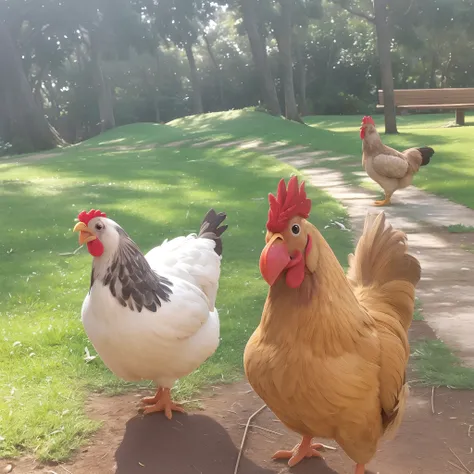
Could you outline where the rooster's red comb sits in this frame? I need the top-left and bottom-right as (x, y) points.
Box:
(77, 209), (107, 225)
(266, 176), (312, 233)
(362, 116), (375, 126)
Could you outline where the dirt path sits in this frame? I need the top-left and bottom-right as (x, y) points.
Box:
(6, 346), (474, 474)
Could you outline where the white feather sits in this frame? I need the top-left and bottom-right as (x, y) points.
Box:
(81, 232), (222, 388)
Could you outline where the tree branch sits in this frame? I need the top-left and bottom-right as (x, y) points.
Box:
(330, 0), (375, 23)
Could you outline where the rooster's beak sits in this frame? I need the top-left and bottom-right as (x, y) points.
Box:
(73, 222), (97, 245)
(259, 233), (291, 286)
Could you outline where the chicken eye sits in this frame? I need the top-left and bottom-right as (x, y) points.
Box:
(291, 224), (300, 236)
(95, 223), (104, 231)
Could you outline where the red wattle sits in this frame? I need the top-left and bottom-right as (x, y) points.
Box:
(285, 251), (304, 288)
(87, 239), (104, 257)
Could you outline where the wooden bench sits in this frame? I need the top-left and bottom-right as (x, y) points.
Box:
(377, 88), (474, 125)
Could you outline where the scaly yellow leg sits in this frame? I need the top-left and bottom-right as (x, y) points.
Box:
(373, 195), (391, 206)
(272, 436), (324, 467)
(140, 387), (185, 419)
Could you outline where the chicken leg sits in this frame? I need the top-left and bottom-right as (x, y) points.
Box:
(140, 387), (185, 419)
(374, 192), (391, 206)
(355, 463), (365, 474)
(272, 436), (324, 467)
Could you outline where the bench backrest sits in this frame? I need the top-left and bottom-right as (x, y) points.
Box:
(378, 88), (474, 106)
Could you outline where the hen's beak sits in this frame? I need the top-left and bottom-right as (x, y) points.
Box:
(259, 233), (291, 286)
(73, 221), (97, 245)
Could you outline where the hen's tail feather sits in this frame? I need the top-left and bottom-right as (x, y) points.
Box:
(347, 212), (420, 437)
(198, 209), (228, 256)
(418, 146), (434, 166)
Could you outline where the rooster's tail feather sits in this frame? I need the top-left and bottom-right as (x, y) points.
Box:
(347, 212), (420, 329)
(347, 212), (420, 437)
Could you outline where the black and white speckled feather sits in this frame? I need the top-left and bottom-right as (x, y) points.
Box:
(97, 226), (173, 312)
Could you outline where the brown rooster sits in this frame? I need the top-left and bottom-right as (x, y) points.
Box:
(360, 115), (434, 206)
(244, 176), (421, 474)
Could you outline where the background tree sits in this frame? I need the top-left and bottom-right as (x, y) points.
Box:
(1, 0), (473, 153)
(0, 13), (65, 153)
(236, 0), (282, 116)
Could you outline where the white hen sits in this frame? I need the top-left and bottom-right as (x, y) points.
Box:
(73, 208), (227, 419)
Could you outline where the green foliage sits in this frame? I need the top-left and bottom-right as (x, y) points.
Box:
(2, 0), (472, 146)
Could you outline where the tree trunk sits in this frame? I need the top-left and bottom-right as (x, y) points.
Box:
(274, 0), (303, 123)
(184, 41), (204, 115)
(0, 21), (64, 154)
(294, 39), (307, 116)
(153, 48), (161, 123)
(240, 0), (281, 116)
(203, 33), (225, 110)
(373, 0), (397, 134)
(90, 30), (115, 132)
(32, 63), (50, 107)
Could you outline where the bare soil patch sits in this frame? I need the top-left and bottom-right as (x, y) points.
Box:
(5, 329), (474, 474)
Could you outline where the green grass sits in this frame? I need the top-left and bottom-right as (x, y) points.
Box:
(446, 224), (474, 233)
(2, 108), (472, 461)
(166, 109), (474, 209)
(0, 120), (353, 461)
(413, 298), (424, 321)
(411, 339), (474, 389)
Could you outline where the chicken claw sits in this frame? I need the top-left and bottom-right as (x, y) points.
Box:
(141, 387), (164, 405)
(140, 387), (185, 419)
(272, 436), (324, 467)
(373, 197), (391, 206)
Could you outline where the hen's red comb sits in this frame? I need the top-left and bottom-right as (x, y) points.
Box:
(267, 176), (312, 233)
(362, 116), (375, 126)
(77, 209), (107, 225)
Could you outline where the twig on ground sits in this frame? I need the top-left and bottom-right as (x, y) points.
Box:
(448, 460), (469, 473)
(431, 386), (436, 414)
(59, 245), (83, 257)
(447, 446), (471, 474)
(59, 466), (74, 474)
(238, 423), (283, 436)
(233, 404), (267, 474)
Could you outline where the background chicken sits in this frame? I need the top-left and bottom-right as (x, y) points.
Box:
(73, 208), (227, 419)
(360, 115), (435, 206)
(244, 176), (421, 474)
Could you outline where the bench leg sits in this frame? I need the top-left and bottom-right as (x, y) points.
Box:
(455, 109), (465, 126)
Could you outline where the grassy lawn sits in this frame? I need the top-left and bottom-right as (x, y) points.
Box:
(1, 108), (473, 462)
(166, 109), (474, 209)
(0, 123), (352, 461)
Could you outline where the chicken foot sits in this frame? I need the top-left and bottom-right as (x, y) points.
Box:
(272, 435), (324, 467)
(373, 193), (391, 206)
(140, 387), (185, 419)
